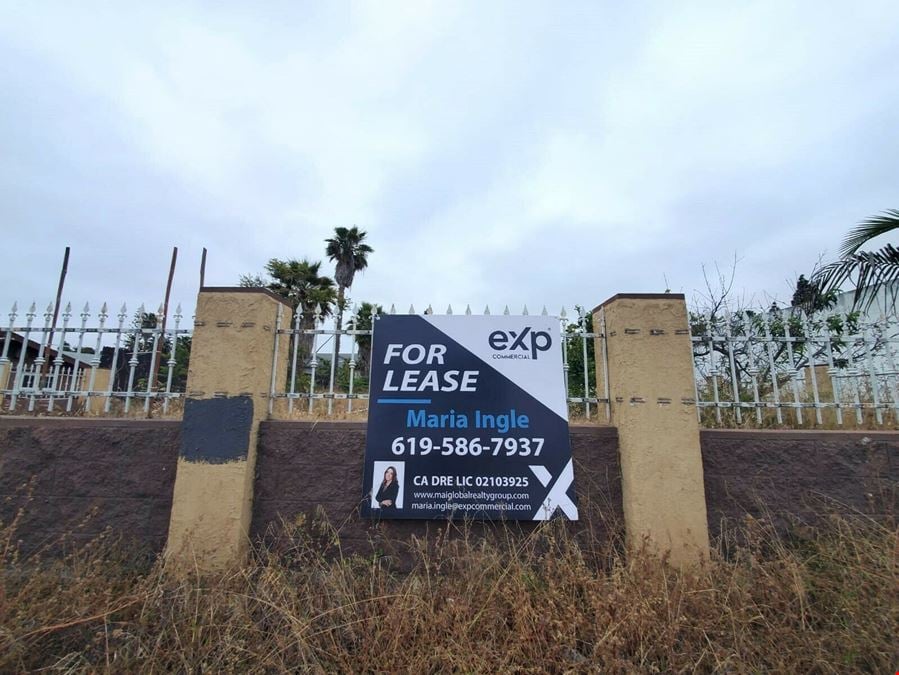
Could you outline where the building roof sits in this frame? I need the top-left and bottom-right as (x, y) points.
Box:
(0, 331), (86, 367)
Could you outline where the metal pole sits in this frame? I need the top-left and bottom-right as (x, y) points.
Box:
(150, 247), (178, 405)
(42, 246), (70, 378)
(199, 247), (207, 289)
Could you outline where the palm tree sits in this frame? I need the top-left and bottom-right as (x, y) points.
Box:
(325, 226), (374, 365)
(240, 258), (336, 360)
(813, 209), (899, 311)
(262, 259), (335, 314)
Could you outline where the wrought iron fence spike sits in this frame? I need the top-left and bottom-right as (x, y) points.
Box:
(9, 293), (893, 428)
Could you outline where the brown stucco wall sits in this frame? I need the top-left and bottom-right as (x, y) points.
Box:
(2, 418), (895, 561)
(251, 421), (623, 564)
(0, 417), (180, 555)
(254, 423), (898, 561)
(701, 429), (898, 537)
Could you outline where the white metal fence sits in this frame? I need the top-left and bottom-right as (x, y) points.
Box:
(690, 307), (899, 427)
(4, 295), (898, 429)
(4, 363), (84, 393)
(0, 301), (191, 415)
(267, 303), (608, 422)
(272, 301), (899, 427)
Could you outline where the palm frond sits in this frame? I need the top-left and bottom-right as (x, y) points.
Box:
(839, 209), (899, 257)
(813, 244), (899, 311)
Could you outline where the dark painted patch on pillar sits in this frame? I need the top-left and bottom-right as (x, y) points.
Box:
(180, 396), (253, 463)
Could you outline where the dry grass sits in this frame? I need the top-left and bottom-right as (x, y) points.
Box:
(1, 510), (896, 673)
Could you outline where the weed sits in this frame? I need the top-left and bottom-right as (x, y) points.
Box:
(0, 511), (895, 672)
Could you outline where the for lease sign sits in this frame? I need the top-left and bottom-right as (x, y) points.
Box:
(361, 315), (577, 521)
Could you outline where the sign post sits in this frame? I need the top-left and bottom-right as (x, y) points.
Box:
(362, 315), (577, 520)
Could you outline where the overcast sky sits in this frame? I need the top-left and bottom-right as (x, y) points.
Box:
(2, 1), (898, 320)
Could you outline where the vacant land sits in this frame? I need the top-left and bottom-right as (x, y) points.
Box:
(1, 510), (896, 673)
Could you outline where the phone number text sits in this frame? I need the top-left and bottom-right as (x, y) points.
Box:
(391, 436), (544, 457)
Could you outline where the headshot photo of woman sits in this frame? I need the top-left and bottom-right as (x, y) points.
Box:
(375, 465), (400, 510)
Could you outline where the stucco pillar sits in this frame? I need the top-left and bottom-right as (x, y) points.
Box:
(87, 367), (111, 411)
(165, 288), (291, 570)
(594, 294), (709, 566)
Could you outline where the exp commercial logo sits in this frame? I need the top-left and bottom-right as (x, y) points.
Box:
(488, 326), (552, 360)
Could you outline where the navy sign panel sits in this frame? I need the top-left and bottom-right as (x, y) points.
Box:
(361, 315), (577, 520)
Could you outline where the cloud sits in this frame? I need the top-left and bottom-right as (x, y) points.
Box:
(0, 0), (897, 320)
